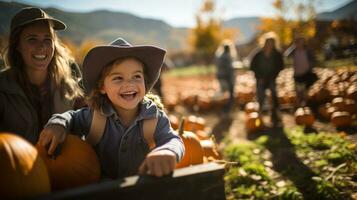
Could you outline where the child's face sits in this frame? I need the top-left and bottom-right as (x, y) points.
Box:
(101, 58), (146, 111)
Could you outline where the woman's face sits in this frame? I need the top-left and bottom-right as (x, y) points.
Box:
(101, 58), (146, 112)
(17, 21), (54, 73)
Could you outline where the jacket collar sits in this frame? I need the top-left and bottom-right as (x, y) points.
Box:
(0, 68), (27, 96)
(101, 98), (158, 121)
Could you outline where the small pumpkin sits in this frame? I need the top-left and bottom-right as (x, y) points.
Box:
(244, 102), (259, 114)
(331, 111), (353, 128)
(195, 130), (210, 140)
(0, 133), (51, 199)
(245, 112), (264, 133)
(184, 115), (206, 132)
(200, 135), (221, 160)
(36, 134), (101, 190)
(176, 118), (204, 168)
(294, 107), (315, 126)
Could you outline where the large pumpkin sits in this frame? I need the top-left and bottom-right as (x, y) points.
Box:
(0, 133), (51, 199)
(36, 134), (101, 190)
(176, 118), (204, 168)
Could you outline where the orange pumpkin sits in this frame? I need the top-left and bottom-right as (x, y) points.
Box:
(195, 130), (210, 140)
(295, 107), (315, 126)
(318, 103), (331, 120)
(200, 135), (221, 160)
(36, 134), (101, 190)
(176, 118), (204, 168)
(0, 133), (51, 199)
(245, 112), (264, 133)
(244, 102), (259, 114)
(184, 115), (206, 132)
(331, 111), (353, 128)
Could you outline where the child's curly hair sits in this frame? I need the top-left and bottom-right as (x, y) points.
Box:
(86, 56), (163, 110)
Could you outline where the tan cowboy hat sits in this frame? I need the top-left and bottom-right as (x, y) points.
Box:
(11, 7), (66, 32)
(82, 38), (166, 94)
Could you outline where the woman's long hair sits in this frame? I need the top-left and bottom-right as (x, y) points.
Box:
(4, 20), (83, 101)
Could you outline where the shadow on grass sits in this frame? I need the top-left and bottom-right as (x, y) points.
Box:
(248, 127), (320, 199)
(211, 115), (233, 142)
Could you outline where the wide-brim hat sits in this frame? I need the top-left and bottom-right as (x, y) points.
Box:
(10, 7), (66, 32)
(82, 38), (166, 94)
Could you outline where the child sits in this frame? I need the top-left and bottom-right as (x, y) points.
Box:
(38, 38), (184, 179)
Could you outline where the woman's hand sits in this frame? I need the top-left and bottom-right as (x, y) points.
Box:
(138, 150), (177, 177)
(38, 124), (66, 155)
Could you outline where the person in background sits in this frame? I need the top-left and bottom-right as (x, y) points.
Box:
(250, 32), (284, 127)
(0, 7), (83, 144)
(284, 36), (317, 107)
(215, 39), (237, 115)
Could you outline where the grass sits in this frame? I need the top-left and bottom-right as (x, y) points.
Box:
(164, 65), (216, 77)
(223, 127), (357, 200)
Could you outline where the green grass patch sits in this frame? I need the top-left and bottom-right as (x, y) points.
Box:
(223, 127), (357, 199)
(164, 65), (215, 77)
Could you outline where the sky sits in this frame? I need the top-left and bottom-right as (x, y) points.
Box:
(5, 0), (353, 27)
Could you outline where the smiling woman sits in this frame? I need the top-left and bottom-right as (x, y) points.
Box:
(0, 7), (83, 145)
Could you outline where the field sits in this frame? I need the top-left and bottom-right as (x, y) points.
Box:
(160, 63), (357, 199)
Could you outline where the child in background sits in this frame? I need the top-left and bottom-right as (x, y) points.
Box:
(38, 38), (184, 179)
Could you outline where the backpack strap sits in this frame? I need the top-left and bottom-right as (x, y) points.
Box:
(86, 109), (107, 146)
(87, 109), (158, 150)
(143, 117), (158, 150)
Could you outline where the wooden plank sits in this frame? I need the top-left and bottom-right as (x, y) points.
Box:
(32, 163), (226, 200)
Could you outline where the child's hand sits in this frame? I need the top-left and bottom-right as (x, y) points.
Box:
(138, 150), (177, 177)
(38, 124), (66, 155)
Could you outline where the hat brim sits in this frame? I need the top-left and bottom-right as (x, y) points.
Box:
(12, 18), (66, 32)
(83, 45), (166, 94)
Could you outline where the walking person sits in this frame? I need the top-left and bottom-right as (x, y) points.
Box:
(215, 39), (237, 115)
(250, 32), (284, 127)
(285, 36), (317, 107)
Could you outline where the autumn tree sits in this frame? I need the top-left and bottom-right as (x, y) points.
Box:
(189, 0), (239, 65)
(260, 0), (317, 48)
(62, 38), (104, 66)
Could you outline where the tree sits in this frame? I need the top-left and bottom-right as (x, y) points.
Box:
(259, 0), (317, 48)
(189, 0), (239, 65)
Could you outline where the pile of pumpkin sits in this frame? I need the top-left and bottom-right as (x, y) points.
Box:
(0, 133), (100, 199)
(162, 73), (260, 112)
(294, 68), (357, 128)
(169, 115), (222, 168)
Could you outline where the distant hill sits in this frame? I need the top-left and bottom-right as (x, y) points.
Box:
(0, 1), (263, 49)
(0, 1), (189, 50)
(317, 0), (357, 21)
(223, 17), (261, 45)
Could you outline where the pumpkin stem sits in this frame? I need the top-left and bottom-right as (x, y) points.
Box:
(178, 117), (186, 135)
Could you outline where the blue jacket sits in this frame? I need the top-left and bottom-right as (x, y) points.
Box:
(46, 99), (184, 179)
